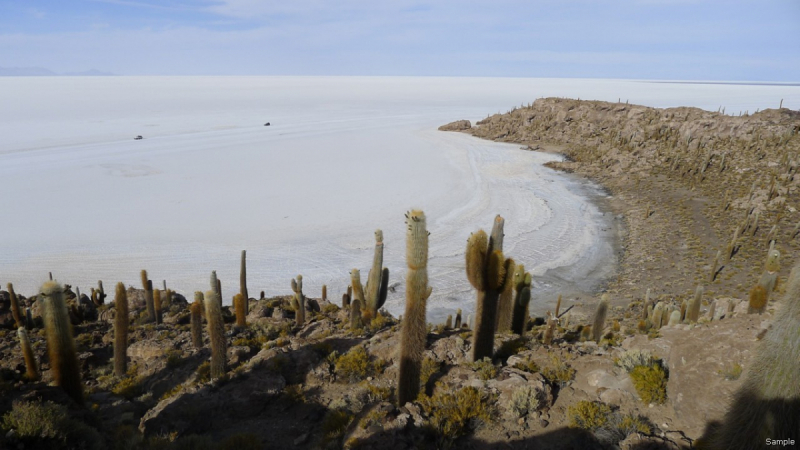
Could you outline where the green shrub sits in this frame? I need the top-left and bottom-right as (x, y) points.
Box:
(113, 375), (144, 400)
(615, 349), (657, 372)
(320, 409), (353, 446)
(334, 346), (375, 382)
(618, 414), (652, 435)
(418, 385), (493, 446)
(540, 353), (575, 387)
(568, 400), (612, 430)
(420, 356), (440, 388)
(2, 401), (104, 450)
(629, 364), (667, 404)
(509, 385), (540, 418)
(469, 357), (497, 381)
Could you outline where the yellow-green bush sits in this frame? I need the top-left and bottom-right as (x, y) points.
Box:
(630, 364), (667, 404)
(113, 375), (144, 400)
(418, 385), (493, 445)
(540, 353), (575, 387)
(320, 409), (353, 446)
(568, 400), (612, 430)
(420, 356), (440, 388)
(469, 357), (497, 381)
(334, 346), (376, 382)
(1, 401), (104, 450)
(618, 414), (652, 435)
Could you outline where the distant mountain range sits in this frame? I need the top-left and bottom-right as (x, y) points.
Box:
(0, 67), (116, 76)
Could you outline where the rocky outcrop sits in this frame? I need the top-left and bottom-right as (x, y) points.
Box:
(438, 119), (471, 131)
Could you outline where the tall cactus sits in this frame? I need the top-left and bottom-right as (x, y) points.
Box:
(211, 270), (222, 307)
(291, 275), (305, 327)
(510, 264), (532, 335)
(687, 285), (703, 323)
(240, 250), (249, 314)
(701, 263), (800, 450)
(233, 293), (247, 328)
(364, 230), (388, 320)
(41, 281), (83, 404)
(454, 309), (462, 329)
(322, 284), (327, 303)
(398, 210), (432, 405)
(7, 282), (22, 328)
(204, 285), (226, 379)
(141, 270), (155, 323)
(190, 292), (204, 349)
(153, 289), (162, 325)
(467, 215), (513, 361)
(350, 270), (365, 312)
(350, 299), (363, 330)
(18, 327), (39, 381)
(592, 294), (610, 342)
(496, 260), (516, 332)
(113, 282), (129, 377)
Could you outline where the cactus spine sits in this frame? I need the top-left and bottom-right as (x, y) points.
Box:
(364, 230), (389, 320)
(240, 250), (248, 314)
(7, 282), (22, 328)
(468, 215), (512, 361)
(291, 275), (305, 327)
(113, 282), (129, 377)
(233, 293), (247, 328)
(190, 292), (204, 349)
(511, 265), (532, 335)
(18, 327), (39, 381)
(701, 263), (800, 450)
(204, 285), (226, 379)
(141, 270), (155, 323)
(592, 294), (610, 342)
(398, 210), (431, 406)
(41, 281), (83, 404)
(687, 285), (703, 323)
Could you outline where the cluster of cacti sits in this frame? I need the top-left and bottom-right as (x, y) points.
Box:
(7, 282), (22, 328)
(233, 293), (247, 328)
(113, 282), (129, 377)
(240, 250), (248, 314)
(398, 210), (432, 405)
(190, 292), (204, 349)
(141, 270), (155, 323)
(364, 230), (390, 320)
(591, 294), (610, 342)
(510, 264), (532, 335)
(701, 263), (800, 450)
(467, 215), (514, 361)
(290, 275), (305, 326)
(41, 281), (83, 404)
(204, 279), (226, 379)
(342, 285), (352, 308)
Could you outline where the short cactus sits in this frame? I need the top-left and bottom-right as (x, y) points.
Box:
(454, 309), (462, 328)
(113, 282), (129, 377)
(322, 284), (327, 303)
(667, 310), (681, 326)
(592, 294), (609, 342)
(233, 293), (247, 328)
(41, 281), (83, 404)
(18, 327), (39, 381)
(511, 265), (532, 335)
(153, 289), (162, 325)
(543, 313), (556, 345)
(687, 286), (703, 323)
(7, 282), (22, 328)
(291, 275), (305, 327)
(445, 315), (453, 330)
(748, 284), (768, 314)
(651, 302), (665, 329)
(398, 210), (432, 405)
(141, 270), (155, 323)
(364, 230), (389, 320)
(240, 250), (248, 313)
(190, 292), (204, 349)
(204, 286), (226, 379)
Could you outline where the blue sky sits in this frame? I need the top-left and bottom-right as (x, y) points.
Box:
(1, 0), (798, 80)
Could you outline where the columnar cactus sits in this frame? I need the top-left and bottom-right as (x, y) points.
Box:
(398, 210), (432, 406)
(233, 293), (247, 328)
(291, 275), (306, 327)
(592, 294), (610, 342)
(651, 302), (665, 329)
(687, 285), (703, 323)
(204, 285), (226, 379)
(709, 250), (721, 282)
(191, 292), (204, 349)
(18, 327), (39, 381)
(701, 263), (800, 450)
(467, 215), (513, 361)
(240, 250), (248, 314)
(41, 281), (83, 404)
(141, 270), (155, 323)
(555, 294), (562, 318)
(511, 264), (532, 335)
(7, 283), (22, 328)
(445, 315), (453, 329)
(364, 230), (389, 320)
(350, 269), (366, 310)
(642, 288), (651, 320)
(496, 260), (517, 332)
(748, 284), (768, 314)
(113, 282), (129, 377)
(350, 299), (363, 330)
(454, 309), (462, 328)
(211, 270), (222, 307)
(96, 280), (107, 306)
(543, 313), (556, 345)
(153, 289), (162, 325)
(322, 284), (327, 303)
(668, 310), (681, 326)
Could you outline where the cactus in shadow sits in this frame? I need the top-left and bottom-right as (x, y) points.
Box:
(700, 263), (800, 450)
(291, 275), (305, 327)
(204, 286), (226, 379)
(141, 270), (155, 323)
(190, 292), (204, 349)
(592, 294), (610, 342)
(364, 230), (389, 320)
(350, 299), (363, 330)
(240, 250), (248, 314)
(445, 315), (453, 330)
(18, 327), (39, 381)
(41, 281), (83, 404)
(467, 215), (513, 361)
(496, 259), (516, 333)
(342, 292), (350, 309)
(233, 293), (247, 328)
(7, 283), (22, 328)
(642, 288), (651, 320)
(97, 280), (106, 305)
(153, 289), (162, 325)
(454, 309), (462, 328)
(511, 265), (532, 335)
(113, 282), (129, 377)
(398, 210), (432, 405)
(687, 285), (703, 323)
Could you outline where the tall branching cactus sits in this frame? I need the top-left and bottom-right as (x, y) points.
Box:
(240, 250), (248, 314)
(18, 327), (39, 381)
(511, 264), (532, 335)
(7, 282), (22, 328)
(467, 215), (513, 361)
(702, 263), (800, 450)
(113, 282), (129, 377)
(398, 210), (432, 405)
(190, 292), (204, 349)
(141, 270), (155, 323)
(41, 281), (83, 404)
(291, 275), (305, 327)
(364, 230), (389, 320)
(204, 285), (226, 379)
